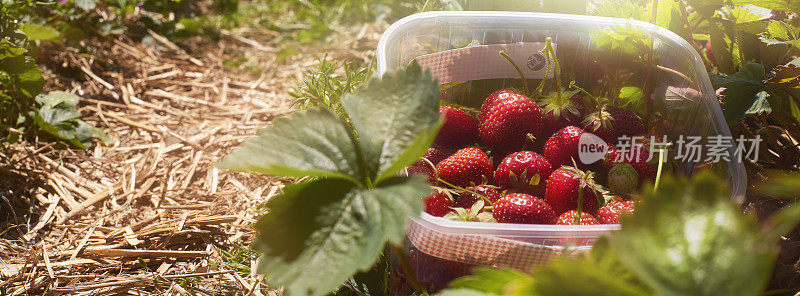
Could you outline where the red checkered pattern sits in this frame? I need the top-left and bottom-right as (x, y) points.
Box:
(407, 219), (590, 270)
(414, 42), (553, 84)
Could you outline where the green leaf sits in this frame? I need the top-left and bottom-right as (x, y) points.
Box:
(341, 63), (441, 184)
(0, 55), (44, 98)
(75, 0), (98, 11)
(448, 267), (533, 295)
(533, 258), (652, 296)
(32, 91), (111, 149)
(218, 108), (362, 184)
(253, 176), (430, 296)
(611, 172), (776, 296)
(761, 21), (800, 48)
(731, 5), (770, 23)
(20, 24), (59, 41)
(746, 90), (772, 116)
(712, 63), (771, 123)
(710, 25), (736, 74)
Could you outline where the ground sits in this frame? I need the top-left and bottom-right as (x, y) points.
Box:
(0, 11), (383, 295)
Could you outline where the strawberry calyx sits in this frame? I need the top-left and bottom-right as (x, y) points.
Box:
(582, 106), (615, 134)
(541, 89), (582, 120)
(443, 199), (497, 222)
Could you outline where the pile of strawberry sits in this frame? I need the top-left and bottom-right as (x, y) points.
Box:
(407, 89), (652, 225)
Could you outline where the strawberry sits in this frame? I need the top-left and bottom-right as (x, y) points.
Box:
(597, 201), (635, 224)
(405, 165), (435, 184)
(607, 163), (639, 193)
(435, 106), (479, 148)
(556, 210), (600, 225)
(479, 92), (543, 152)
(619, 138), (657, 182)
(436, 147), (493, 187)
(543, 126), (584, 168)
(423, 192), (453, 217)
(416, 146), (456, 167)
(492, 193), (556, 224)
(454, 185), (501, 208)
(582, 107), (645, 144)
(539, 92), (587, 137)
(480, 89), (521, 122)
(544, 166), (600, 215)
(494, 151), (553, 194)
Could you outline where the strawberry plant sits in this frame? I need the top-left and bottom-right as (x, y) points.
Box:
(438, 171), (800, 296)
(217, 63), (442, 296)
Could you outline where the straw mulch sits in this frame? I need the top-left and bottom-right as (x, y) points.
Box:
(0, 21), (381, 295)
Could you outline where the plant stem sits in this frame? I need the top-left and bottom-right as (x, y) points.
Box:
(436, 178), (494, 205)
(569, 81), (595, 100)
(499, 51), (530, 95)
(535, 40), (554, 96)
(654, 148), (665, 191)
(546, 38), (563, 100)
(392, 245), (426, 295)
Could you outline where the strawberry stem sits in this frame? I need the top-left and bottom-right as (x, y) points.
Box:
(654, 148), (665, 191)
(569, 80), (596, 101)
(418, 157), (439, 183)
(436, 178), (494, 205)
(543, 37), (563, 101)
(499, 50), (530, 95)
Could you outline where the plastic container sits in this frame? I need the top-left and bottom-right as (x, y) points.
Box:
(378, 11), (747, 293)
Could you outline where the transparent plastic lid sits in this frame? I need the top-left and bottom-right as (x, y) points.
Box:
(378, 11), (746, 201)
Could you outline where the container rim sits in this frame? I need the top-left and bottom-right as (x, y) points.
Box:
(415, 212), (622, 233)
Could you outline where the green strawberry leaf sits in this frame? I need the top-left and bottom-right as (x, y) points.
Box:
(341, 62), (441, 184)
(711, 63), (772, 123)
(20, 24), (60, 42)
(760, 21), (800, 49)
(611, 172), (776, 296)
(444, 267), (534, 295)
(0, 55), (44, 98)
(218, 108), (363, 184)
(253, 176), (430, 296)
(32, 91), (112, 149)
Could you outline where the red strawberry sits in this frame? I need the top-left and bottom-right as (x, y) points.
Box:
(539, 92), (587, 137)
(423, 192), (453, 217)
(480, 89), (521, 122)
(494, 151), (553, 194)
(544, 167), (600, 215)
(479, 92), (543, 152)
(455, 185), (502, 208)
(492, 193), (556, 224)
(556, 210), (600, 225)
(597, 201), (635, 224)
(607, 162), (639, 193)
(582, 107), (645, 144)
(543, 126), (584, 168)
(405, 165), (435, 184)
(435, 106), (479, 148)
(416, 146), (456, 167)
(436, 147), (493, 187)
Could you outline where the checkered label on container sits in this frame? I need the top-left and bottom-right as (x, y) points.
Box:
(406, 219), (592, 271)
(414, 42), (554, 85)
